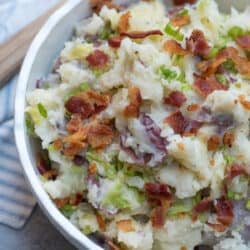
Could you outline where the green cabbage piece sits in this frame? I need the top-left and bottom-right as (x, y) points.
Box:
(86, 151), (116, 179)
(164, 24), (184, 41)
(60, 204), (77, 219)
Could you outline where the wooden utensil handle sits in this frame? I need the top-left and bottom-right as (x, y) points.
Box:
(0, 1), (66, 88)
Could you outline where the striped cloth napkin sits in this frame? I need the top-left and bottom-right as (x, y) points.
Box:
(0, 0), (59, 229)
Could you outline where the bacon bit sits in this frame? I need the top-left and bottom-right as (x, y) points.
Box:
(173, 0), (197, 5)
(210, 159), (215, 166)
(53, 139), (63, 151)
(193, 198), (213, 213)
(151, 206), (165, 228)
(235, 34), (250, 50)
(64, 126), (89, 144)
(164, 91), (187, 107)
(90, 0), (119, 13)
(214, 197), (234, 228)
(187, 103), (200, 112)
(108, 36), (123, 48)
(116, 219), (134, 232)
(65, 96), (94, 119)
(87, 123), (114, 149)
(63, 141), (86, 158)
(144, 183), (172, 198)
(186, 29), (210, 57)
(197, 47), (250, 76)
(207, 134), (220, 151)
(106, 239), (121, 250)
(163, 40), (189, 56)
(70, 193), (84, 206)
(226, 164), (247, 181)
(120, 30), (163, 39)
(66, 115), (82, 134)
(177, 142), (185, 151)
(37, 153), (51, 175)
(164, 111), (189, 135)
(96, 213), (106, 232)
(206, 222), (228, 233)
(65, 91), (110, 119)
(86, 50), (109, 68)
(193, 74), (226, 98)
(54, 198), (70, 209)
(118, 12), (131, 33)
(239, 95), (250, 110)
(124, 86), (142, 118)
(171, 14), (190, 27)
(43, 169), (58, 180)
(223, 132), (235, 147)
(89, 162), (97, 175)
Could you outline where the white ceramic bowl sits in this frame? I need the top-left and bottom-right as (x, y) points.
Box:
(14, 0), (250, 249)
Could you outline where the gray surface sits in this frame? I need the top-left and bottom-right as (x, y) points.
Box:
(0, 206), (76, 250)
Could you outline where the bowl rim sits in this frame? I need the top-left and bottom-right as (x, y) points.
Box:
(14, 1), (102, 249)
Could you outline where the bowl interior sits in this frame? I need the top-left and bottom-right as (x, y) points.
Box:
(15, 0), (250, 249)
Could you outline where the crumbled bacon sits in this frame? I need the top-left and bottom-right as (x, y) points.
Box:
(87, 123), (114, 149)
(239, 94), (250, 110)
(223, 132), (235, 147)
(124, 86), (142, 118)
(163, 40), (189, 56)
(235, 34), (250, 50)
(108, 36), (123, 48)
(187, 103), (200, 112)
(37, 154), (51, 175)
(53, 139), (63, 151)
(70, 193), (84, 206)
(65, 90), (110, 119)
(207, 134), (221, 151)
(173, 0), (197, 5)
(118, 12), (131, 33)
(89, 162), (97, 175)
(54, 197), (69, 209)
(144, 183), (172, 198)
(116, 219), (134, 232)
(226, 164), (247, 181)
(151, 206), (165, 228)
(214, 197), (234, 228)
(197, 47), (250, 76)
(186, 29), (210, 57)
(86, 50), (109, 68)
(165, 111), (189, 134)
(90, 0), (119, 13)
(66, 115), (82, 134)
(63, 141), (87, 158)
(96, 213), (106, 232)
(43, 169), (58, 180)
(120, 30), (163, 39)
(193, 198), (213, 213)
(64, 126), (89, 145)
(164, 91), (187, 107)
(171, 14), (190, 27)
(65, 96), (94, 119)
(193, 74), (226, 98)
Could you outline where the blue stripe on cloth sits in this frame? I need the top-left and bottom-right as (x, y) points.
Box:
(0, 98), (36, 228)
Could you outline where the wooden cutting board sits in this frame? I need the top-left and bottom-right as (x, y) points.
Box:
(0, 1), (66, 88)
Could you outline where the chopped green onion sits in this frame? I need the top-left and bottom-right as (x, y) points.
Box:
(235, 82), (241, 88)
(177, 9), (189, 16)
(92, 69), (104, 78)
(60, 204), (77, 218)
(164, 24), (184, 41)
(216, 74), (227, 85)
(227, 190), (242, 200)
(99, 25), (112, 40)
(228, 26), (244, 39)
(208, 47), (221, 59)
(82, 225), (93, 235)
(223, 152), (234, 165)
(160, 65), (178, 80)
(80, 82), (90, 91)
(25, 113), (36, 137)
(246, 200), (250, 210)
(37, 103), (47, 118)
(167, 199), (193, 217)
